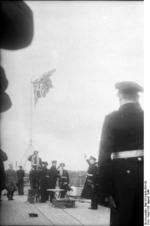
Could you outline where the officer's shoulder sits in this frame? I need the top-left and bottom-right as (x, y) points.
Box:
(105, 110), (120, 120)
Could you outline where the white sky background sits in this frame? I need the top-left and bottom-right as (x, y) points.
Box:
(1, 1), (144, 171)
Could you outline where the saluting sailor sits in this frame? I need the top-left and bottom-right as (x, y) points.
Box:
(81, 155), (98, 209)
(98, 81), (143, 226)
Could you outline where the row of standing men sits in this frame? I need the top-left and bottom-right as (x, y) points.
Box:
(28, 153), (70, 203)
(0, 158), (70, 203)
(28, 150), (103, 210)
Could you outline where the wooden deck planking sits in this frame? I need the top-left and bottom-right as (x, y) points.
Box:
(0, 197), (52, 225)
(64, 203), (110, 226)
(35, 203), (81, 225)
(0, 195), (110, 226)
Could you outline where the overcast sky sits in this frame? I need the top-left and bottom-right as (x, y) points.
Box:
(1, 1), (143, 171)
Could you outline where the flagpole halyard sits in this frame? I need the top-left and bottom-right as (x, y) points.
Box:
(32, 69), (55, 104)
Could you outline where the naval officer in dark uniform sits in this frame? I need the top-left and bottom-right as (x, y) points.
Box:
(81, 155), (99, 209)
(17, 165), (25, 195)
(49, 160), (58, 202)
(39, 162), (49, 202)
(98, 81), (143, 226)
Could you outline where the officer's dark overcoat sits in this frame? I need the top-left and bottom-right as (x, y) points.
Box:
(81, 161), (98, 199)
(49, 166), (58, 188)
(17, 169), (25, 195)
(98, 102), (143, 226)
(39, 167), (49, 202)
(17, 169), (25, 182)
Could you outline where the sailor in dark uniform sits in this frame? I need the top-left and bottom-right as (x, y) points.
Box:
(6, 164), (17, 200)
(57, 163), (70, 198)
(49, 160), (58, 202)
(39, 162), (49, 202)
(81, 155), (99, 209)
(28, 151), (42, 190)
(98, 81), (143, 226)
(17, 165), (25, 195)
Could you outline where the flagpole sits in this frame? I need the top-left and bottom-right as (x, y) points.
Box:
(23, 70), (55, 169)
(30, 79), (33, 153)
(23, 80), (33, 170)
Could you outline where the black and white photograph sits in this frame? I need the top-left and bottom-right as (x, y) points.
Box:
(0, 0), (147, 225)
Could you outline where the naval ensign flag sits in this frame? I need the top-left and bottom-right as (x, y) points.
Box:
(32, 69), (56, 104)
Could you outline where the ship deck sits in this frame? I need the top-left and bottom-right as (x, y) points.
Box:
(0, 195), (110, 226)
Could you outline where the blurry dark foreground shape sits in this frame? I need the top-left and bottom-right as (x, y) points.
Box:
(0, 66), (8, 93)
(0, 0), (34, 113)
(0, 0), (34, 50)
(0, 149), (8, 198)
(0, 1), (33, 199)
(0, 92), (12, 113)
(0, 66), (12, 112)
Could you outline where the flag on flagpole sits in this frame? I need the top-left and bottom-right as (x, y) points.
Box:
(32, 69), (56, 104)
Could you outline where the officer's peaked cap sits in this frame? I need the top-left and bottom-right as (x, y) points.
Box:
(115, 81), (143, 94)
(52, 160), (57, 163)
(34, 150), (38, 153)
(89, 156), (96, 161)
(60, 162), (65, 167)
(42, 161), (48, 166)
